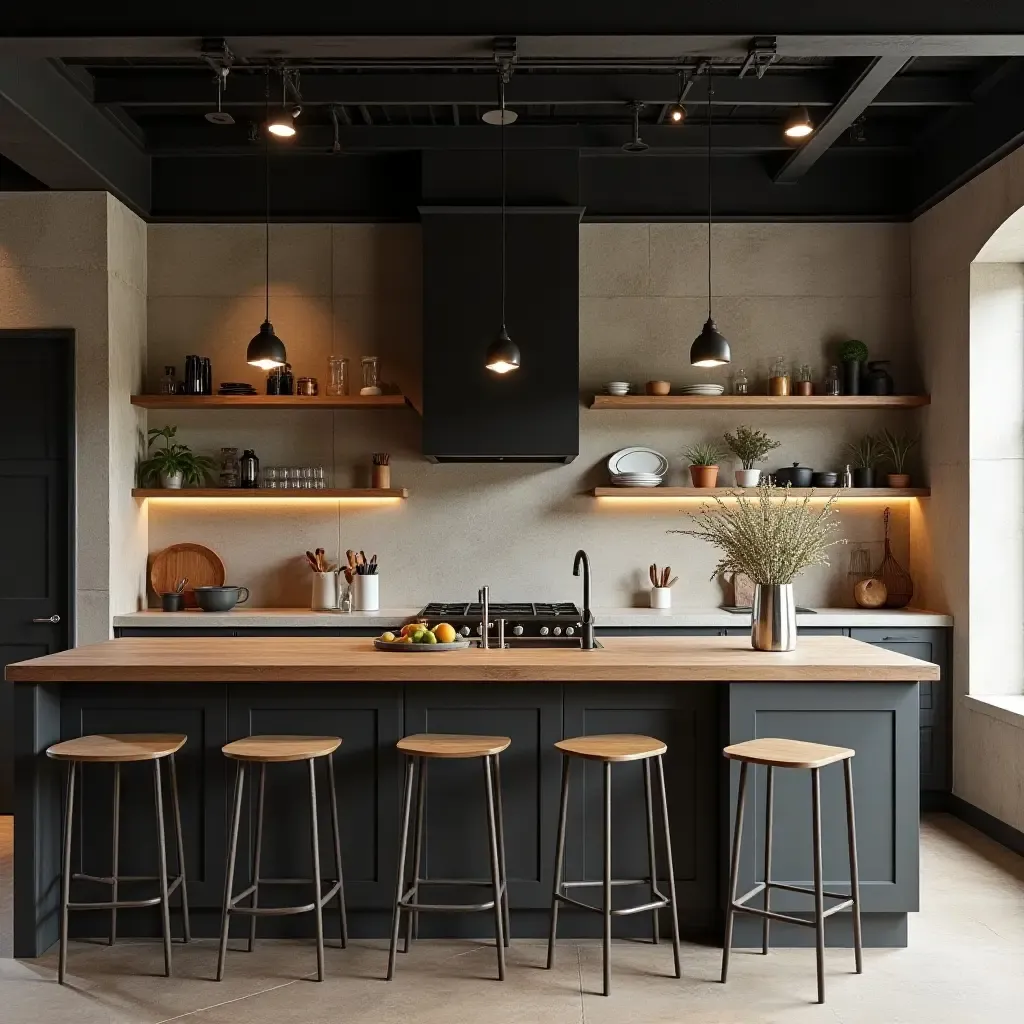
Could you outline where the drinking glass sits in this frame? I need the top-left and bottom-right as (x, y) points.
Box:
(327, 355), (349, 397)
(263, 466), (278, 489)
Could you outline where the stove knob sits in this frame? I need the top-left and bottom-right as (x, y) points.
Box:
(539, 626), (550, 636)
(459, 626), (471, 637)
(565, 626), (575, 636)
(553, 626), (563, 637)
(512, 625), (524, 636)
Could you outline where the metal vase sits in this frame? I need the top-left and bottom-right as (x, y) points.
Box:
(751, 584), (797, 652)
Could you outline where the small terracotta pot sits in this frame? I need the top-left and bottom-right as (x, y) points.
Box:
(689, 465), (720, 487)
(887, 473), (910, 488)
(645, 379), (671, 396)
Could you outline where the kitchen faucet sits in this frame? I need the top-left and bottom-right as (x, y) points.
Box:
(573, 550), (596, 650)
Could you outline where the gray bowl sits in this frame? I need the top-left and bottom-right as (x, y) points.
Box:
(193, 585), (250, 612)
(812, 471), (838, 487)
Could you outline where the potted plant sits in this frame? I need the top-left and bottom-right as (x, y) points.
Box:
(671, 481), (845, 651)
(839, 339), (869, 396)
(139, 425), (214, 489)
(879, 429), (918, 488)
(682, 441), (725, 488)
(843, 434), (883, 488)
(723, 426), (780, 487)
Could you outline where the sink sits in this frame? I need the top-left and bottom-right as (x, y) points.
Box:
(503, 638), (603, 650)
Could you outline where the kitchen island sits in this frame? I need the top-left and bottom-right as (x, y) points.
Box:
(8, 635), (937, 958)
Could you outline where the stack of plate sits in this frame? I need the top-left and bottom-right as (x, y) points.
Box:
(218, 382), (258, 396)
(607, 447), (669, 487)
(604, 381), (631, 396)
(679, 383), (725, 396)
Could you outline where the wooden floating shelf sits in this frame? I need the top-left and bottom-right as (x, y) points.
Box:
(589, 394), (930, 410)
(593, 487), (930, 498)
(132, 488), (408, 500)
(131, 394), (409, 410)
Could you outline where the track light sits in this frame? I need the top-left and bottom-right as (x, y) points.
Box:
(667, 70), (688, 125)
(784, 106), (813, 139)
(622, 102), (649, 153)
(267, 111), (296, 137)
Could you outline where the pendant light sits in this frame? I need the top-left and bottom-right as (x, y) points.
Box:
(485, 71), (521, 374)
(247, 74), (287, 370)
(690, 65), (731, 368)
(784, 106), (814, 139)
(267, 69), (300, 138)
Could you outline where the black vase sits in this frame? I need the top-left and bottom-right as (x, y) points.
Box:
(842, 360), (862, 395)
(852, 467), (874, 488)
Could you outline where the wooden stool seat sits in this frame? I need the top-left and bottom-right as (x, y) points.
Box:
(47, 733), (186, 763)
(222, 735), (342, 762)
(397, 733), (511, 758)
(555, 733), (667, 762)
(724, 737), (854, 770)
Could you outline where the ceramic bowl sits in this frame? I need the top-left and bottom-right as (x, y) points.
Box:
(193, 585), (250, 612)
(645, 380), (671, 396)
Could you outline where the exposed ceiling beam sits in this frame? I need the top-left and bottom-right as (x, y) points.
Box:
(774, 55), (906, 183)
(0, 58), (150, 213)
(90, 70), (969, 109)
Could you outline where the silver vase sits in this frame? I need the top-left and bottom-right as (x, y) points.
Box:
(751, 584), (796, 651)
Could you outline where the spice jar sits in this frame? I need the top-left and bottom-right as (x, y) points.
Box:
(768, 356), (791, 396)
(297, 377), (319, 397)
(795, 363), (813, 396)
(327, 355), (349, 397)
(732, 368), (749, 395)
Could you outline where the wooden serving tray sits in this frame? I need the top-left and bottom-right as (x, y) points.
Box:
(373, 639), (472, 653)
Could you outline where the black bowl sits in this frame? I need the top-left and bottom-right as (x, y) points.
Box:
(193, 585), (250, 612)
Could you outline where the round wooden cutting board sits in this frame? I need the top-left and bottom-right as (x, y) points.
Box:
(150, 543), (226, 607)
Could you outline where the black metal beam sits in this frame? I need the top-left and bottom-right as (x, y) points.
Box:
(0, 58), (150, 213)
(774, 56), (906, 182)
(90, 70), (970, 109)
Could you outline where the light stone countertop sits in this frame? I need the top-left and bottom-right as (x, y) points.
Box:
(113, 606), (952, 629)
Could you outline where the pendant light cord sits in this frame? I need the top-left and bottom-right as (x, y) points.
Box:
(707, 64), (713, 322)
(500, 76), (507, 329)
(264, 70), (271, 323)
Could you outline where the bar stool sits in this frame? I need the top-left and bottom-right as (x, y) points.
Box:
(546, 734), (681, 997)
(721, 738), (863, 1005)
(387, 733), (510, 982)
(47, 733), (191, 984)
(217, 735), (347, 983)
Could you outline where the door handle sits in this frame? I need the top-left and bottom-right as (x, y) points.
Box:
(31, 614), (61, 624)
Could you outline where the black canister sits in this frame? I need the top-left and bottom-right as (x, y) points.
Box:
(279, 362), (294, 395)
(266, 368), (282, 395)
(240, 449), (259, 488)
(184, 355), (198, 394)
(201, 357), (212, 395)
(865, 360), (894, 395)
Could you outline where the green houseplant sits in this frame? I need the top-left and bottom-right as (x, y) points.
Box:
(139, 426), (214, 489)
(723, 426), (780, 487)
(839, 338), (869, 396)
(879, 429), (918, 488)
(671, 481), (845, 650)
(843, 434), (884, 488)
(682, 441), (725, 488)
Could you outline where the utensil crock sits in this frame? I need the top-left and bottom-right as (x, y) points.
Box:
(751, 583), (796, 652)
(650, 587), (672, 609)
(353, 574), (379, 612)
(312, 572), (339, 611)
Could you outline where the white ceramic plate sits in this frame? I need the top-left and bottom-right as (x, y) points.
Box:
(679, 384), (724, 394)
(607, 446), (669, 477)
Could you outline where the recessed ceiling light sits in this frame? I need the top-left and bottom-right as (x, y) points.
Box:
(784, 106), (814, 139)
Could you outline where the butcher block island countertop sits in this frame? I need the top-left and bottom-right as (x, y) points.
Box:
(6, 634), (939, 683)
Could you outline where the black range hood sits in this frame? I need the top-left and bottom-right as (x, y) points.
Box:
(420, 204), (582, 463)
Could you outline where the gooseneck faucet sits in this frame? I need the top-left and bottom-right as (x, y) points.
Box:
(573, 549), (596, 650)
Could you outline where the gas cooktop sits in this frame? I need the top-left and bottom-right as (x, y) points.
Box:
(417, 602), (584, 640)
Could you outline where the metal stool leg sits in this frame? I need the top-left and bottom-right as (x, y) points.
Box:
(326, 752), (349, 949)
(168, 753), (191, 943)
(721, 759), (749, 984)
(762, 765), (774, 955)
(307, 758), (325, 982)
(493, 753), (511, 947)
(58, 760), (76, 985)
(602, 759), (612, 997)
(386, 755), (415, 980)
(844, 759), (863, 974)
(643, 758), (659, 944)
(405, 757), (425, 953)
(217, 762), (245, 981)
(811, 767), (826, 1004)
(247, 762), (265, 953)
(546, 755), (570, 970)
(655, 755), (682, 979)
(153, 759), (173, 977)
(110, 763), (120, 946)
(483, 754), (507, 981)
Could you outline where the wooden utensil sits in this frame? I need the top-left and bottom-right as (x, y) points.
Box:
(150, 544), (225, 607)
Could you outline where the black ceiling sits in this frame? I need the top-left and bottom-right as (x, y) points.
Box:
(2, 16), (1024, 221)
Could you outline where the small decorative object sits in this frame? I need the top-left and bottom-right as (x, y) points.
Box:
(327, 355), (350, 397)
(795, 363), (813, 396)
(372, 452), (391, 489)
(844, 435), (883, 487)
(732, 368), (749, 395)
(360, 355), (382, 396)
(649, 564), (679, 608)
(865, 360), (894, 395)
(682, 441), (724, 488)
(239, 449), (259, 489)
(839, 339), (869, 396)
(672, 482), (845, 651)
(723, 425), (780, 487)
(842, 463), (854, 488)
(854, 577), (888, 608)
(159, 365), (177, 395)
(646, 380), (671, 396)
(297, 376), (319, 397)
(847, 547), (873, 582)
(139, 425), (214, 490)
(768, 356), (791, 396)
(825, 364), (841, 396)
(879, 428), (918, 488)
(878, 506), (914, 608)
(731, 572), (756, 608)
(218, 447), (240, 488)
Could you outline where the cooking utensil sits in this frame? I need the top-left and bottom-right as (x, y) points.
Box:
(775, 463), (814, 488)
(150, 543), (225, 608)
(193, 585), (250, 612)
(173, 577), (188, 595)
(649, 564), (658, 588)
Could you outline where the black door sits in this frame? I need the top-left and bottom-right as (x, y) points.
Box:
(0, 330), (73, 812)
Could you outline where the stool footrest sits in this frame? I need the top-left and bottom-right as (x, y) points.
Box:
(554, 891), (671, 917)
(732, 879), (856, 929)
(399, 880), (506, 914)
(67, 874), (183, 911)
(227, 880), (342, 917)
(561, 877), (654, 889)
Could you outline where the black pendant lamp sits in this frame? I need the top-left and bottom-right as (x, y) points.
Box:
(690, 65), (731, 368)
(485, 72), (521, 374)
(247, 76), (287, 370)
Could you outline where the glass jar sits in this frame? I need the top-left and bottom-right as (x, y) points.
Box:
(266, 367), (281, 395)
(327, 355), (349, 397)
(159, 365), (177, 395)
(768, 357), (790, 397)
(795, 363), (813, 396)
(279, 363), (294, 395)
(732, 368), (749, 395)
(297, 376), (319, 397)
(360, 355), (381, 396)
(825, 365), (841, 396)
(218, 447), (240, 489)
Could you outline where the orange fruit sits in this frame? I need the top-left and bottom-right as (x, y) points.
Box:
(433, 623), (456, 644)
(401, 621), (426, 637)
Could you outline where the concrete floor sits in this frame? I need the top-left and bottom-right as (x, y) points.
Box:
(0, 814), (1021, 1023)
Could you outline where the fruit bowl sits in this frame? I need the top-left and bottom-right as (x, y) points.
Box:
(373, 621), (469, 651)
(373, 638), (472, 652)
